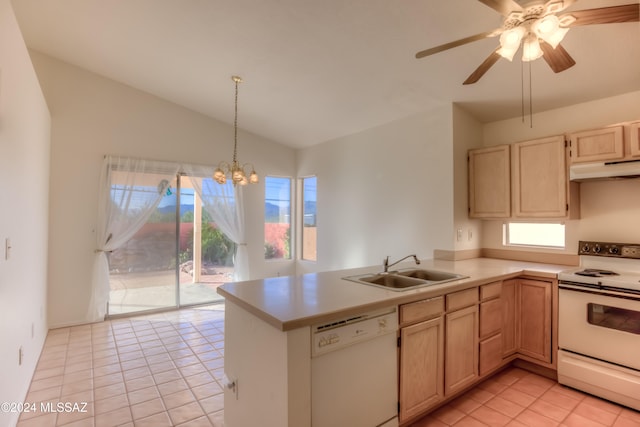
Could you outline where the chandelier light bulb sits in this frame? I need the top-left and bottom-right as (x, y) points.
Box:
(533, 15), (568, 49)
(522, 35), (543, 62)
(498, 27), (525, 61)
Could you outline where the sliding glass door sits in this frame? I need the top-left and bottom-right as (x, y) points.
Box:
(178, 177), (230, 306)
(108, 174), (230, 316)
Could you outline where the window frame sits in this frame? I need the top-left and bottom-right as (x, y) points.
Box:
(299, 175), (317, 262)
(503, 221), (566, 249)
(264, 175), (293, 261)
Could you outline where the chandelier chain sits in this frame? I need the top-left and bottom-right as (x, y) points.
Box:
(233, 77), (240, 164)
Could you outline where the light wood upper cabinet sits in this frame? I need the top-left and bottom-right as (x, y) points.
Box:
(512, 135), (577, 219)
(569, 126), (624, 163)
(468, 145), (511, 218)
(631, 122), (640, 158)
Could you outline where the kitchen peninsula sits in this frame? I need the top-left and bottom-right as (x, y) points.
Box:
(218, 257), (570, 427)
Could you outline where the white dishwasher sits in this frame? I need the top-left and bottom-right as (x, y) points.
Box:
(311, 307), (399, 427)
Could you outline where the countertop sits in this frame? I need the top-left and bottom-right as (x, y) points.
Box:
(217, 257), (569, 331)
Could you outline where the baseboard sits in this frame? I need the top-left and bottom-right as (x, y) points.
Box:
(512, 359), (558, 381)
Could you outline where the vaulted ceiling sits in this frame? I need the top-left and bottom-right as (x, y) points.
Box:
(11, 0), (640, 148)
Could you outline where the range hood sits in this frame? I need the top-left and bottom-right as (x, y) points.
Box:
(570, 159), (640, 181)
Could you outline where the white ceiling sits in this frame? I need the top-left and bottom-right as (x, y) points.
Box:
(11, 0), (640, 148)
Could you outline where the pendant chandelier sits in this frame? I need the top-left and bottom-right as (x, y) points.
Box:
(213, 76), (259, 186)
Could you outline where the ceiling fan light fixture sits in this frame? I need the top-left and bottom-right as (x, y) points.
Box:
(498, 26), (525, 61)
(522, 34), (543, 62)
(533, 15), (569, 48)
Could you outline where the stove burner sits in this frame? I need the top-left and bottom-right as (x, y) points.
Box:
(575, 269), (620, 277)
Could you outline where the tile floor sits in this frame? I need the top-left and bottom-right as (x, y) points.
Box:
(16, 303), (640, 427)
(411, 367), (640, 427)
(17, 304), (225, 427)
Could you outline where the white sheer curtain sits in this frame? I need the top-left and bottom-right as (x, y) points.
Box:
(88, 156), (181, 322)
(182, 163), (249, 282)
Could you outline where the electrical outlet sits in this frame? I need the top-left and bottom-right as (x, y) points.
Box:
(456, 229), (462, 242)
(468, 229), (473, 241)
(18, 347), (23, 366)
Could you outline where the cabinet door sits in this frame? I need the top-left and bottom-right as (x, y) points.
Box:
(501, 279), (517, 357)
(517, 279), (552, 363)
(445, 305), (478, 396)
(399, 317), (444, 422)
(479, 333), (503, 376)
(468, 145), (511, 218)
(631, 122), (640, 158)
(512, 135), (568, 218)
(569, 126), (624, 163)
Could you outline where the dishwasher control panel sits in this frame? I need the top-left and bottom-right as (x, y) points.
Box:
(311, 307), (398, 357)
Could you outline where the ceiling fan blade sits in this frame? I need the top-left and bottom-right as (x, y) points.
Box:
(463, 50), (502, 85)
(415, 30), (499, 59)
(566, 4), (639, 27)
(477, 0), (522, 16)
(540, 42), (576, 73)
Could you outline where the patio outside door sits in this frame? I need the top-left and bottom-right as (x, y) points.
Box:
(107, 174), (231, 316)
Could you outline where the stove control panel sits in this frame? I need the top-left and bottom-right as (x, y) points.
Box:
(579, 241), (640, 259)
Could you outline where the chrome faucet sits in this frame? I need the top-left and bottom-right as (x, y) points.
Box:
(383, 254), (421, 273)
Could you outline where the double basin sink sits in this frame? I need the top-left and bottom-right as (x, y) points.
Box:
(344, 268), (468, 291)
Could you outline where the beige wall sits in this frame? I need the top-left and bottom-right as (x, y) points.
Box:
(452, 105), (483, 253)
(29, 51), (296, 328)
(480, 91), (640, 253)
(0, 1), (51, 425)
(296, 106), (454, 274)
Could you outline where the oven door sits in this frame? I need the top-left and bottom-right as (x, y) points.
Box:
(559, 284), (640, 371)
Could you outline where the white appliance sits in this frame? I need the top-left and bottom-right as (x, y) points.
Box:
(558, 241), (640, 411)
(311, 307), (399, 427)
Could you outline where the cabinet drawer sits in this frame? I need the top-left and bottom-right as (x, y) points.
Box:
(400, 296), (444, 326)
(446, 288), (478, 312)
(480, 298), (502, 339)
(480, 281), (501, 301)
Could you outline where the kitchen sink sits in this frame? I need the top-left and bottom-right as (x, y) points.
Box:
(396, 269), (464, 282)
(343, 269), (468, 291)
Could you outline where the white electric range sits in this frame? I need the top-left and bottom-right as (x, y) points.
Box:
(557, 241), (640, 411)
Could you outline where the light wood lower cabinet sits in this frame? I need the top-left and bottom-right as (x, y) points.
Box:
(479, 282), (503, 376)
(501, 278), (553, 364)
(399, 277), (554, 422)
(501, 279), (517, 357)
(445, 304), (478, 396)
(399, 317), (444, 422)
(517, 279), (552, 363)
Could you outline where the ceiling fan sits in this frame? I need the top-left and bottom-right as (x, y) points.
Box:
(415, 0), (640, 85)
